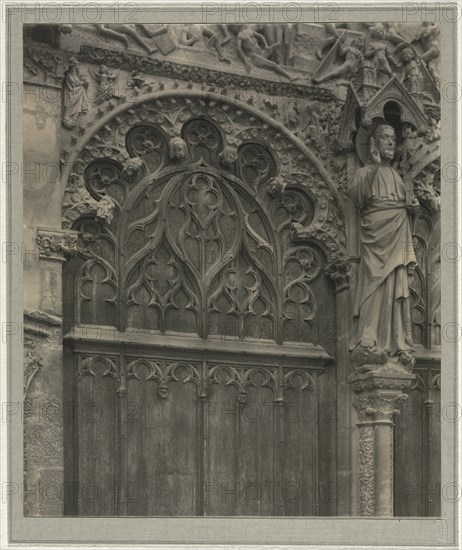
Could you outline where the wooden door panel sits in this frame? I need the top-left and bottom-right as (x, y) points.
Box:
(125, 377), (199, 516)
(281, 386), (317, 516)
(77, 357), (118, 516)
(206, 379), (277, 516)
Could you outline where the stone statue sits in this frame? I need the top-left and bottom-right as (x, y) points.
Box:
(89, 64), (119, 104)
(364, 24), (394, 78)
(62, 57), (89, 129)
(349, 123), (419, 368)
(395, 46), (422, 92)
(179, 24), (231, 63)
(228, 24), (299, 81)
(412, 22), (440, 82)
(312, 35), (364, 84)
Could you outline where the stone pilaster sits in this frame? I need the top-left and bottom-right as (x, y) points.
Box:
(349, 364), (415, 516)
(325, 258), (351, 514)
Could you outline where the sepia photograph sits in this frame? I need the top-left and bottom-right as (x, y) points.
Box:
(1, 1), (460, 548)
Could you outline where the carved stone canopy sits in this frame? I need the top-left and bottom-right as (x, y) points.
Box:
(339, 77), (433, 155)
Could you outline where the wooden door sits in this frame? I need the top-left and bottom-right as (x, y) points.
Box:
(63, 116), (337, 516)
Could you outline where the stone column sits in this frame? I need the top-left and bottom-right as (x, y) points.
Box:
(349, 365), (415, 516)
(325, 258), (351, 515)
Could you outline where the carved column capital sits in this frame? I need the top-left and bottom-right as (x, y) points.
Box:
(352, 390), (408, 423)
(324, 258), (350, 293)
(36, 228), (81, 262)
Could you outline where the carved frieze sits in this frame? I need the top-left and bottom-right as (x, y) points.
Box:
(77, 45), (336, 103)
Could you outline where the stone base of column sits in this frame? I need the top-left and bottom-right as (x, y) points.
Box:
(349, 362), (415, 516)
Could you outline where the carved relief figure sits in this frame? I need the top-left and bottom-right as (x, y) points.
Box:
(396, 46), (422, 92)
(393, 123), (423, 170)
(312, 35), (364, 84)
(349, 123), (419, 368)
(316, 23), (340, 60)
(95, 195), (115, 224)
(253, 23), (298, 66)
(364, 24), (394, 78)
(98, 23), (168, 54)
(412, 22), (440, 82)
(89, 64), (119, 104)
(62, 57), (89, 129)
(127, 70), (149, 95)
(228, 24), (299, 81)
(179, 24), (231, 63)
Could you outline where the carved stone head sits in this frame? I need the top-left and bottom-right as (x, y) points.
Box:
(369, 23), (385, 40)
(169, 137), (188, 161)
(370, 124), (396, 162)
(401, 48), (414, 63)
(218, 146), (238, 167)
(122, 157), (144, 183)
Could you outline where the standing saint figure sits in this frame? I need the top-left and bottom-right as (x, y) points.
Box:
(62, 57), (89, 129)
(349, 124), (419, 367)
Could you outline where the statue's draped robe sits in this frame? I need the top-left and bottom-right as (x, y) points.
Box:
(63, 69), (87, 127)
(349, 163), (416, 355)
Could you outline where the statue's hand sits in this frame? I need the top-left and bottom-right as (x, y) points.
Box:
(370, 149), (381, 165)
(405, 198), (420, 214)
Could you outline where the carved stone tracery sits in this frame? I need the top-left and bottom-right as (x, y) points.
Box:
(60, 93), (346, 349)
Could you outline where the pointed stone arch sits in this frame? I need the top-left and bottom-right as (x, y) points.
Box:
(61, 91), (347, 261)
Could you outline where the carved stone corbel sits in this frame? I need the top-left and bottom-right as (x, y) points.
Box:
(36, 228), (80, 262)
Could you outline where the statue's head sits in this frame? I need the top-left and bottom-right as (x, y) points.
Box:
(371, 124), (396, 161)
(401, 48), (414, 63)
(351, 37), (363, 50)
(169, 137), (188, 160)
(370, 23), (385, 39)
